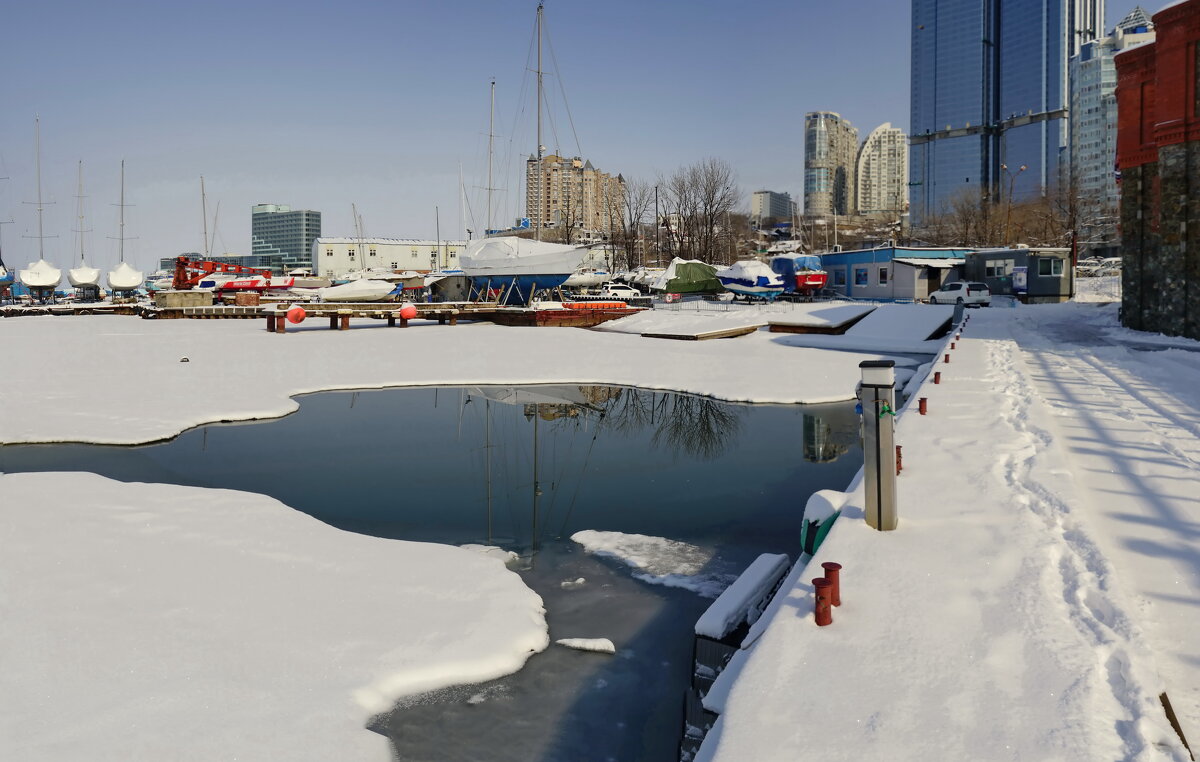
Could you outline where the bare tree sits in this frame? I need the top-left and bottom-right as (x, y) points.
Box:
(658, 158), (740, 262)
(618, 178), (654, 270)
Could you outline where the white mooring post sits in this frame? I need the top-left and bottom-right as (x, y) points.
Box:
(860, 360), (898, 530)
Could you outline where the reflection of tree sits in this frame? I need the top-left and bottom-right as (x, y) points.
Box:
(514, 385), (744, 460)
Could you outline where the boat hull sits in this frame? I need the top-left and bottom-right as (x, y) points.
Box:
(18, 260), (62, 289)
(68, 266), (102, 288)
(107, 262), (145, 291)
(316, 279), (398, 302)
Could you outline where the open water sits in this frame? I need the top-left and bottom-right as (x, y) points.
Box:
(1, 385), (862, 762)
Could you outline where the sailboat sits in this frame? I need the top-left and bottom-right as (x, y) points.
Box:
(17, 117), (61, 300)
(67, 161), (101, 296)
(105, 160), (145, 293)
(459, 2), (588, 306)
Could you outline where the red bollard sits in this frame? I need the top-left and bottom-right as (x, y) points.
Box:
(933, 371), (941, 384)
(950, 341), (956, 349)
(896, 445), (903, 474)
(944, 353), (951, 363)
(821, 562), (842, 606)
(919, 397), (927, 415)
(812, 578), (833, 626)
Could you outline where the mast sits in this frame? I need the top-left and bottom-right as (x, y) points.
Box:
(35, 116), (46, 261)
(201, 176), (210, 259)
(73, 161), (90, 266)
(487, 78), (495, 235)
(118, 160), (126, 263)
(534, 2), (543, 242)
(435, 205), (442, 269)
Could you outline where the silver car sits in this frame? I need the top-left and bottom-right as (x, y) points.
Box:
(928, 281), (991, 306)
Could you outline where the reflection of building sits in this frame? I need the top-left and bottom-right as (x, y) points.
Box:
(909, 0), (1104, 224)
(1069, 8), (1155, 257)
(855, 123), (908, 216)
(804, 112), (858, 217)
(801, 404), (861, 463)
(251, 204), (322, 273)
(1116, 0), (1200, 340)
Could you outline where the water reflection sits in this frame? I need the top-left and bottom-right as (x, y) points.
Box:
(802, 405), (860, 463)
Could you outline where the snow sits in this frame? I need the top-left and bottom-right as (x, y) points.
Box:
(696, 303), (1198, 762)
(570, 530), (738, 598)
(0, 472), (548, 761)
(694, 554), (791, 640)
(803, 488), (849, 523)
(3, 299), (1199, 761)
(0, 316), (906, 445)
(555, 638), (617, 654)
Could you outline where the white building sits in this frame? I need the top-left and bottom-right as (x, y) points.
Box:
(311, 238), (467, 279)
(855, 123), (908, 217)
(1069, 7), (1155, 254)
(751, 190), (796, 226)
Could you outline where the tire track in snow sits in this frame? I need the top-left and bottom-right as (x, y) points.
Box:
(986, 339), (1173, 760)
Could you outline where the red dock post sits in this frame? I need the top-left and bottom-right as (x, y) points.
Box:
(933, 371), (941, 384)
(944, 353), (951, 363)
(895, 445), (903, 474)
(274, 314), (286, 333)
(813, 578), (833, 625)
(919, 397), (927, 415)
(821, 562), (842, 607)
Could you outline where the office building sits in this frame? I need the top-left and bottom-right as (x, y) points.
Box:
(1069, 8), (1155, 255)
(909, 0), (1105, 225)
(804, 112), (859, 217)
(1115, 0), (1200, 340)
(856, 123), (910, 216)
(525, 155), (624, 239)
(251, 204), (322, 273)
(751, 190), (796, 226)
(312, 238), (467, 278)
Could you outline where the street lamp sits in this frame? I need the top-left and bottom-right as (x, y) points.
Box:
(1001, 162), (1027, 246)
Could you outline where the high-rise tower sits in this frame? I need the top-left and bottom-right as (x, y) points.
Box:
(856, 123), (910, 216)
(804, 112), (859, 217)
(908, 0), (1105, 224)
(251, 204), (322, 273)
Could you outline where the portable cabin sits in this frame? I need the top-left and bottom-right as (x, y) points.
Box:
(964, 247), (1074, 303)
(820, 245), (973, 301)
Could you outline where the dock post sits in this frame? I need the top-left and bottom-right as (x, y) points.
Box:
(266, 312), (276, 332)
(274, 314), (286, 333)
(859, 360), (898, 530)
(821, 562), (842, 606)
(339, 314), (350, 330)
(387, 314), (396, 327)
(400, 317), (408, 328)
(812, 578), (833, 626)
(329, 315), (338, 330)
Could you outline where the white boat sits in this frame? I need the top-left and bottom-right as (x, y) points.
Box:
(18, 259), (61, 289)
(315, 278), (398, 302)
(562, 266), (611, 289)
(105, 161), (144, 292)
(288, 268), (332, 289)
(461, 237), (588, 304)
(715, 259), (786, 301)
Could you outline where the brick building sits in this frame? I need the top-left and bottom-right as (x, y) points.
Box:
(1115, 0), (1200, 339)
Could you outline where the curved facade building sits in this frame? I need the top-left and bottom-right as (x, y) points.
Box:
(856, 123), (909, 216)
(804, 112), (858, 218)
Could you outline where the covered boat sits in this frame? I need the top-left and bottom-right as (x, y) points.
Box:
(67, 264), (101, 289)
(461, 237), (588, 305)
(770, 253), (827, 298)
(106, 261), (145, 292)
(18, 259), (62, 289)
(715, 259), (786, 301)
(314, 278), (397, 302)
(649, 257), (722, 295)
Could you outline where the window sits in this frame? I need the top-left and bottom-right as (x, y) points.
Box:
(854, 268), (868, 286)
(833, 269), (846, 286)
(985, 258), (1015, 278)
(1037, 258), (1064, 276)
(325, 249), (333, 257)
(369, 248), (377, 257)
(879, 267), (889, 285)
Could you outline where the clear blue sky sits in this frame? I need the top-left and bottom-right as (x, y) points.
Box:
(0, 0), (1123, 273)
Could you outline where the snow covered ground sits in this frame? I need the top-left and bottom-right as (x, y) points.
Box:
(697, 302), (1199, 762)
(2, 300), (1197, 761)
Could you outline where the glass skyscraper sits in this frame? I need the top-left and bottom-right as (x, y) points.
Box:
(251, 204), (322, 273)
(909, 0), (1104, 225)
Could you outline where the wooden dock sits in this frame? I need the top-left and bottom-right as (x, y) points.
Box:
(263, 301), (644, 332)
(640, 325), (762, 341)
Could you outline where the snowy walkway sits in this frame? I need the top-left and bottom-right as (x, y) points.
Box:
(699, 303), (1198, 762)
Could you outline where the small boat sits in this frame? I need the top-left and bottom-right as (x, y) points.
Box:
(18, 259), (62, 290)
(716, 259), (786, 301)
(650, 257), (722, 294)
(19, 117), (60, 300)
(197, 273), (295, 292)
(314, 278), (398, 302)
(461, 237), (588, 305)
(288, 268), (332, 289)
(562, 266), (611, 289)
(105, 161), (145, 292)
(67, 162), (101, 293)
(769, 253), (827, 298)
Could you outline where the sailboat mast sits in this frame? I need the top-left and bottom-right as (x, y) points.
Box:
(74, 161), (88, 265)
(201, 176), (210, 259)
(35, 117), (45, 261)
(488, 78), (495, 235)
(118, 160), (126, 264)
(534, 2), (543, 242)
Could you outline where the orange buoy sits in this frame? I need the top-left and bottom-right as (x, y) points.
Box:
(286, 305), (306, 324)
(398, 303), (418, 320)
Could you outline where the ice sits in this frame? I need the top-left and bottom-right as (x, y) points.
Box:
(555, 638), (617, 654)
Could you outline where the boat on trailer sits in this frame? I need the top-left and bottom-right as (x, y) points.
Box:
(716, 259), (786, 301)
(461, 237), (588, 305)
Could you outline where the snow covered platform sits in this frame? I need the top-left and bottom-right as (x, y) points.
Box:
(596, 301), (877, 340)
(695, 303), (1200, 762)
(769, 303), (956, 354)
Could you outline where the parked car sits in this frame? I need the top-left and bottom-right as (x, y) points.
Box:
(599, 283), (641, 299)
(928, 281), (991, 306)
